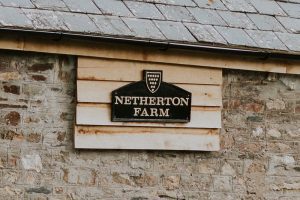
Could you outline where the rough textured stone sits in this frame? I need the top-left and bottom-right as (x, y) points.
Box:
(0, 52), (299, 199)
(21, 154), (42, 172)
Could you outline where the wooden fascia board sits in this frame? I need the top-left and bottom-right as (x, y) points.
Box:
(0, 33), (300, 74)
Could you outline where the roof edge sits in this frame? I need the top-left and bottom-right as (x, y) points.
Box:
(0, 28), (300, 60)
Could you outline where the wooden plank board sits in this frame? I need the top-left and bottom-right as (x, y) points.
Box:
(75, 126), (220, 151)
(76, 104), (221, 128)
(77, 80), (222, 106)
(2, 34), (300, 74)
(77, 57), (222, 85)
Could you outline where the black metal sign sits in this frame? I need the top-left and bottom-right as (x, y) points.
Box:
(111, 70), (191, 122)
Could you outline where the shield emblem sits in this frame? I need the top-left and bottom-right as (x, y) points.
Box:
(144, 70), (162, 93)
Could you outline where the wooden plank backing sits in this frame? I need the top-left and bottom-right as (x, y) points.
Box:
(77, 80), (222, 106)
(75, 126), (220, 151)
(77, 57), (222, 85)
(76, 104), (221, 128)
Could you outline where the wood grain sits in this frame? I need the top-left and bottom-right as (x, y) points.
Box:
(77, 80), (222, 106)
(76, 104), (221, 128)
(78, 57), (222, 85)
(75, 126), (220, 151)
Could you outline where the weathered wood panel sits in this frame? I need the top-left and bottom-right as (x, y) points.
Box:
(78, 57), (223, 85)
(2, 34), (300, 74)
(77, 80), (222, 106)
(75, 126), (220, 151)
(76, 104), (221, 128)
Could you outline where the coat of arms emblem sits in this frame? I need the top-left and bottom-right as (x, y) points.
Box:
(144, 70), (162, 93)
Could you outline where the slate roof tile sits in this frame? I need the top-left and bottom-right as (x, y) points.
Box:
(248, 0), (286, 16)
(218, 10), (256, 29)
(156, 4), (196, 22)
(246, 30), (287, 50)
(248, 14), (286, 32)
(0, 0), (300, 54)
(62, 0), (101, 14)
(139, 0), (196, 6)
(154, 21), (197, 42)
(278, 2), (300, 18)
(31, 0), (69, 11)
(90, 15), (134, 36)
(193, 0), (227, 10)
(58, 12), (99, 33)
(276, 32), (300, 51)
(221, 0), (256, 13)
(122, 18), (165, 40)
(23, 9), (68, 31)
(0, 0), (34, 8)
(0, 7), (33, 27)
(188, 7), (227, 26)
(93, 0), (133, 17)
(125, 1), (164, 19)
(277, 16), (300, 33)
(215, 26), (256, 47)
(184, 23), (227, 44)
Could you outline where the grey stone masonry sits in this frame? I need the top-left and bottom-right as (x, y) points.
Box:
(0, 0), (300, 53)
(1, 51), (300, 199)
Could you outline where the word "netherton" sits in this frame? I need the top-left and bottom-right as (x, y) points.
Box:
(114, 96), (190, 117)
(114, 96), (189, 106)
(111, 70), (191, 122)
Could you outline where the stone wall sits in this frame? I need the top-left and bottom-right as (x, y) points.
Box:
(0, 51), (300, 200)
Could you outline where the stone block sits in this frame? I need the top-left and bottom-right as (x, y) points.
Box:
(213, 176), (232, 192)
(162, 175), (180, 190)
